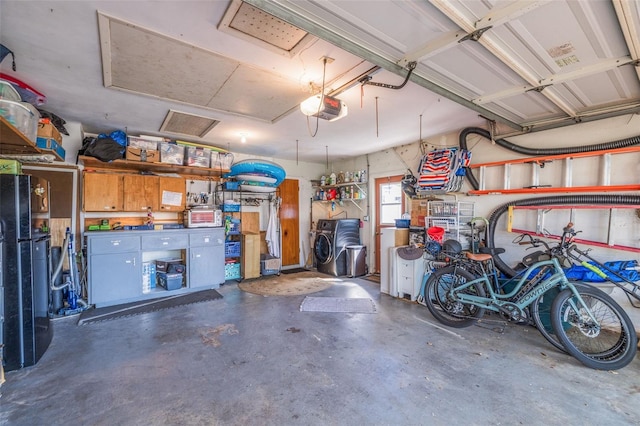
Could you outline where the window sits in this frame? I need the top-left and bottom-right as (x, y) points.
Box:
(379, 181), (403, 224)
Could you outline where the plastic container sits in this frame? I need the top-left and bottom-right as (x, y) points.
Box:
(222, 202), (241, 212)
(158, 142), (184, 165)
(225, 262), (241, 280)
(427, 226), (445, 243)
(0, 99), (40, 142)
(395, 219), (410, 228)
(0, 79), (21, 102)
(157, 271), (184, 291)
(225, 241), (241, 257)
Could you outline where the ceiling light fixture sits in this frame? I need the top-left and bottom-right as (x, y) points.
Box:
(240, 132), (247, 143)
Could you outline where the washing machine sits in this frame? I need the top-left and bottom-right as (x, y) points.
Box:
(314, 219), (361, 276)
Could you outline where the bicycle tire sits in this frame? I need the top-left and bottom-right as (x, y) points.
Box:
(550, 286), (638, 370)
(531, 282), (593, 353)
(424, 266), (486, 328)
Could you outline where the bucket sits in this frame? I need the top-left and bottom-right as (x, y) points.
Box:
(427, 226), (445, 243)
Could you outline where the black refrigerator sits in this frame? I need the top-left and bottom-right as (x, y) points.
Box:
(0, 174), (53, 371)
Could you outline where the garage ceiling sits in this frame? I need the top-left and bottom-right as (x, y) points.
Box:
(251, 0), (640, 134)
(1, 1), (639, 163)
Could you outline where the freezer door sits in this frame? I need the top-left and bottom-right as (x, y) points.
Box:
(0, 174), (32, 241)
(2, 239), (35, 371)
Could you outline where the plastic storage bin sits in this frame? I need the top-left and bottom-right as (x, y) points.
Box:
(0, 79), (21, 102)
(157, 271), (184, 290)
(225, 241), (241, 257)
(158, 142), (184, 165)
(0, 99), (39, 142)
(223, 202), (241, 212)
(225, 262), (241, 280)
(184, 146), (210, 168)
(260, 254), (280, 276)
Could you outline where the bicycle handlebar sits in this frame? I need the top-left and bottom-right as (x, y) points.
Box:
(513, 222), (580, 253)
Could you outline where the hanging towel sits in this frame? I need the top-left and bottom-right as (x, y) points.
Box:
(266, 197), (281, 258)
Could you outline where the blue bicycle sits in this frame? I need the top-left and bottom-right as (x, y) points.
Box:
(419, 228), (637, 370)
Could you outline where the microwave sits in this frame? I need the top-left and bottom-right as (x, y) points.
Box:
(183, 208), (222, 228)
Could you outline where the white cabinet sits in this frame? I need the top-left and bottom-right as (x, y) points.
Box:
(395, 253), (426, 301)
(379, 227), (408, 296)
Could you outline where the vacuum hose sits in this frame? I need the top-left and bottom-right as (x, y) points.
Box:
(459, 127), (640, 191)
(486, 194), (640, 277)
(50, 232), (71, 291)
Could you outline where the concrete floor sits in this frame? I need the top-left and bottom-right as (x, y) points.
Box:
(2, 272), (639, 425)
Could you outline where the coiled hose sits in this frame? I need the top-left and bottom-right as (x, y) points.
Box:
(487, 194), (640, 277)
(459, 127), (640, 191)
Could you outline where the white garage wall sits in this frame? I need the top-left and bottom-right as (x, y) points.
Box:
(334, 113), (640, 326)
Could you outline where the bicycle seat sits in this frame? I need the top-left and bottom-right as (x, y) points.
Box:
(466, 252), (492, 262)
(479, 247), (506, 255)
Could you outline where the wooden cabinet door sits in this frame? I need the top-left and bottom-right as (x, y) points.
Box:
(123, 175), (159, 211)
(83, 173), (123, 211)
(158, 176), (186, 212)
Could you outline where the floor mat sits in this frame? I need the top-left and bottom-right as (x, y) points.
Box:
(78, 289), (223, 324)
(239, 272), (333, 296)
(362, 274), (381, 283)
(300, 297), (377, 313)
(280, 268), (308, 274)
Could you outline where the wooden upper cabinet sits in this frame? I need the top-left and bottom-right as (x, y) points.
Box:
(83, 173), (124, 211)
(158, 176), (186, 212)
(123, 175), (159, 211)
(83, 172), (186, 213)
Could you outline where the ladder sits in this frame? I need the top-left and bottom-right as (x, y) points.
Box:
(507, 204), (640, 254)
(468, 146), (640, 195)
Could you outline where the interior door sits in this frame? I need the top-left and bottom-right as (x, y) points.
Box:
(374, 175), (405, 273)
(279, 178), (299, 267)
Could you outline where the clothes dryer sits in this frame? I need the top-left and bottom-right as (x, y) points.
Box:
(314, 219), (360, 276)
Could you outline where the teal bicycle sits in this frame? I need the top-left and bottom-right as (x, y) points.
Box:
(421, 229), (637, 370)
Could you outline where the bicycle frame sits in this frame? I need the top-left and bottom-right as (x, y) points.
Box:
(447, 257), (597, 323)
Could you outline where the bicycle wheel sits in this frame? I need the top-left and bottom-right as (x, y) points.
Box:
(550, 286), (638, 370)
(531, 282), (593, 353)
(424, 266), (486, 328)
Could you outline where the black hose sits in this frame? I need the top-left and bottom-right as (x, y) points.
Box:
(487, 194), (640, 277)
(459, 127), (640, 190)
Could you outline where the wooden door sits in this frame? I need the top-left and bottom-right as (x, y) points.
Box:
(158, 176), (186, 212)
(279, 178), (299, 267)
(83, 172), (123, 211)
(123, 175), (159, 211)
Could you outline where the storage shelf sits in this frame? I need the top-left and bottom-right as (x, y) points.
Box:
(80, 155), (229, 177)
(0, 116), (42, 155)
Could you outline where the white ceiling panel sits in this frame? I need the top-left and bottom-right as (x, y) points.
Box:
(1, 0), (638, 163)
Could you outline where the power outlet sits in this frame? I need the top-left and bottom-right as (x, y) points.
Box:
(363, 215), (369, 221)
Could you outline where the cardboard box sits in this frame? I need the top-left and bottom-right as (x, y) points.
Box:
(0, 159), (22, 174)
(35, 137), (65, 161)
(410, 199), (428, 227)
(37, 122), (63, 145)
(126, 147), (159, 162)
